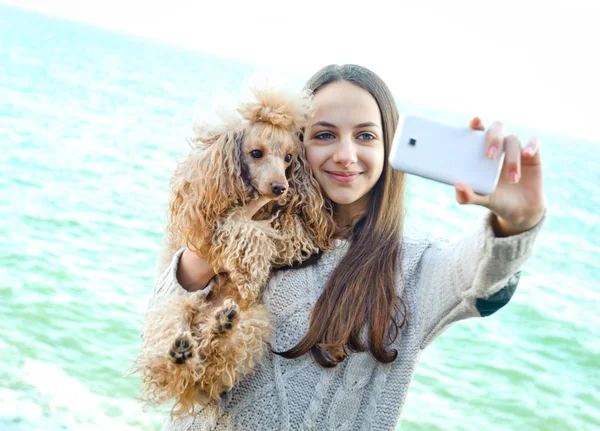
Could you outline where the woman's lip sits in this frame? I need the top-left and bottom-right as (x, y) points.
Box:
(325, 171), (361, 183)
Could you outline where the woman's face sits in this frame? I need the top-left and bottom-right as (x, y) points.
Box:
(303, 81), (384, 216)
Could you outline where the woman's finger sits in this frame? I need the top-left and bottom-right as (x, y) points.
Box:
(503, 135), (522, 183)
(470, 117), (485, 131)
(485, 121), (505, 160)
(455, 183), (490, 206)
(522, 136), (541, 165)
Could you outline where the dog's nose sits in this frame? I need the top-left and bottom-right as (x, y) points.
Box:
(271, 183), (287, 196)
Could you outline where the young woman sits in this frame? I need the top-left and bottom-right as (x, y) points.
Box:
(152, 64), (545, 430)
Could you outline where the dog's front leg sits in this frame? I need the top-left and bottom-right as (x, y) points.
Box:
(228, 233), (275, 300)
(271, 214), (320, 267)
(212, 216), (278, 301)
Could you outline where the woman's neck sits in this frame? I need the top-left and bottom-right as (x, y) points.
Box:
(333, 196), (368, 238)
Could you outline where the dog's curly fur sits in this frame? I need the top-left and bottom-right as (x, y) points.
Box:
(134, 86), (336, 418)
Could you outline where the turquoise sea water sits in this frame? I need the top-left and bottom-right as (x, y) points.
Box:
(1, 5), (598, 430)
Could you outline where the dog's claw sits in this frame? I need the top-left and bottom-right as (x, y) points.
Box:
(170, 333), (195, 364)
(212, 299), (239, 336)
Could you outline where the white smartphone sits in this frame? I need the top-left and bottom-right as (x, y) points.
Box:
(389, 113), (505, 195)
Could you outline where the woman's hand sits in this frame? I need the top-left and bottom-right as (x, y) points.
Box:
(242, 195), (273, 220)
(454, 117), (545, 237)
(178, 196), (273, 291)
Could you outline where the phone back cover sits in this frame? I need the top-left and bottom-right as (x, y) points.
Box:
(389, 114), (504, 195)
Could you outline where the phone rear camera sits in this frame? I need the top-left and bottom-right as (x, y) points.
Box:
(409, 138), (417, 146)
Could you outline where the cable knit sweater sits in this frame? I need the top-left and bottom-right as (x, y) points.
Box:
(148, 213), (544, 431)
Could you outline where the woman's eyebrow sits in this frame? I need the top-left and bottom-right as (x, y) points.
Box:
(355, 122), (380, 128)
(311, 121), (380, 128)
(311, 121), (337, 128)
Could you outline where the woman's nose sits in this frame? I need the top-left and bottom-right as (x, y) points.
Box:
(332, 138), (357, 166)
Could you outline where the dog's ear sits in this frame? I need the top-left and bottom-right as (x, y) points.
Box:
(167, 129), (248, 252)
(286, 146), (336, 252)
(191, 109), (244, 145)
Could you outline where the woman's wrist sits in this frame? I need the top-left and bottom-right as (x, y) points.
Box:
(177, 248), (217, 292)
(491, 210), (544, 238)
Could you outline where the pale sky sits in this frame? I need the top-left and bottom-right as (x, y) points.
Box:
(4, 0), (600, 142)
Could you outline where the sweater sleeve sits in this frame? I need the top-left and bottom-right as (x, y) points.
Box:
(147, 247), (213, 310)
(414, 211), (546, 349)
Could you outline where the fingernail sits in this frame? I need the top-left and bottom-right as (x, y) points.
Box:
(487, 146), (497, 159)
(524, 145), (535, 157)
(509, 170), (519, 183)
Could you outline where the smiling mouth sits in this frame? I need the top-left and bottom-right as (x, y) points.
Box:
(325, 171), (362, 183)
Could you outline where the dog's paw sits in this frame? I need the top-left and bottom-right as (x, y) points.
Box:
(169, 332), (195, 365)
(212, 299), (239, 335)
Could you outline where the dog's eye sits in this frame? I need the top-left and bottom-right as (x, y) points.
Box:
(250, 150), (263, 159)
(284, 154), (292, 163)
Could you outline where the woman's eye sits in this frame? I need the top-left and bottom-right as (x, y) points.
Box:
(250, 150), (263, 159)
(358, 133), (375, 141)
(315, 132), (335, 140)
(284, 154), (292, 163)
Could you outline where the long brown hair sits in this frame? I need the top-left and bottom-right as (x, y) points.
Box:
(278, 64), (407, 367)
